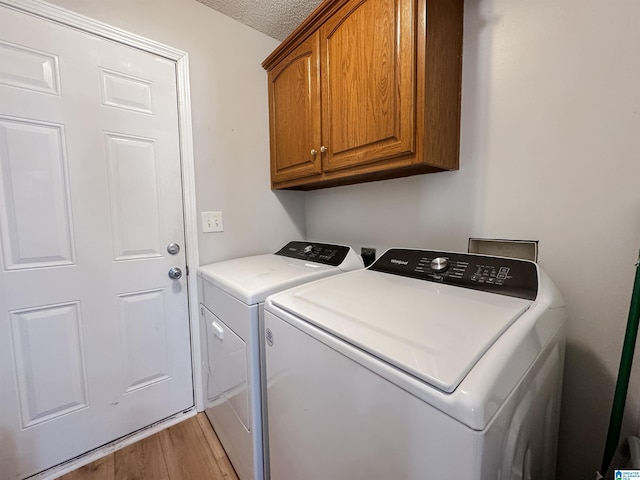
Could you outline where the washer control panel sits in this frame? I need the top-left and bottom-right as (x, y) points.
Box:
(275, 241), (351, 267)
(369, 249), (538, 300)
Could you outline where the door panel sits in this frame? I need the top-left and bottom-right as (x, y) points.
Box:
(0, 117), (75, 269)
(203, 306), (249, 430)
(10, 302), (88, 427)
(0, 39), (61, 95)
(105, 133), (163, 260)
(117, 289), (171, 392)
(100, 68), (154, 114)
(0, 5), (193, 479)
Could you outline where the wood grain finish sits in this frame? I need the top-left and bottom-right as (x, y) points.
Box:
(56, 414), (238, 480)
(61, 455), (115, 480)
(421, 0), (465, 171)
(114, 435), (169, 480)
(196, 414), (238, 480)
(268, 34), (322, 184)
(321, 0), (415, 172)
(263, 0), (464, 190)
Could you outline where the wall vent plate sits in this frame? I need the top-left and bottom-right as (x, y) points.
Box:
(468, 238), (538, 262)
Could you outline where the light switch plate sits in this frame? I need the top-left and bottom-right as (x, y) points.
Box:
(202, 211), (223, 233)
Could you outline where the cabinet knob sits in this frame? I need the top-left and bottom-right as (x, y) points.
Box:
(320, 145), (328, 153)
(310, 149), (318, 156)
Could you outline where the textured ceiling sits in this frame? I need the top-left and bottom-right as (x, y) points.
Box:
(196, 0), (323, 41)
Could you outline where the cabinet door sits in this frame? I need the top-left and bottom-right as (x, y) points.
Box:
(267, 34), (322, 185)
(320, 0), (416, 172)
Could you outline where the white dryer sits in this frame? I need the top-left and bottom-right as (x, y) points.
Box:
(264, 248), (567, 479)
(197, 241), (363, 480)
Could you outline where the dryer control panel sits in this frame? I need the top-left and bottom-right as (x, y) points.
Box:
(369, 249), (538, 300)
(275, 241), (350, 267)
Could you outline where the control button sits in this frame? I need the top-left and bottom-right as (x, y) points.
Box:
(430, 257), (449, 273)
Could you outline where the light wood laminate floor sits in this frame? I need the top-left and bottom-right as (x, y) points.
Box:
(57, 414), (238, 480)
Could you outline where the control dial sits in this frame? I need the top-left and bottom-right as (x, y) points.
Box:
(430, 257), (449, 273)
(303, 245), (314, 255)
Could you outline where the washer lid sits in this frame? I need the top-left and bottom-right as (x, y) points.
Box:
(199, 254), (342, 305)
(269, 269), (533, 393)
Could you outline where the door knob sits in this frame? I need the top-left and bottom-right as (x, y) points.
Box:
(167, 243), (180, 255)
(168, 267), (182, 279)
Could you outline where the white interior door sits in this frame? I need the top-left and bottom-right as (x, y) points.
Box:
(0, 6), (193, 478)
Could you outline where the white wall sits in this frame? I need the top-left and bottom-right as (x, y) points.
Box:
(45, 0), (306, 265)
(306, 1), (640, 478)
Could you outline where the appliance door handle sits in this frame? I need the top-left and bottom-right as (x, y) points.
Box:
(211, 320), (224, 340)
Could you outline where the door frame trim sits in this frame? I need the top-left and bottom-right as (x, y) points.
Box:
(0, 0), (204, 411)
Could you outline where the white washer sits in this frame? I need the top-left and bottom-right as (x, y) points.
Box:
(264, 248), (567, 479)
(197, 241), (363, 480)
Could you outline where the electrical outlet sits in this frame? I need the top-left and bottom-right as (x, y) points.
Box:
(202, 211), (223, 233)
(361, 247), (376, 267)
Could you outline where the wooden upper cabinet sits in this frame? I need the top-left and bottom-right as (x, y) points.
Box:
(263, 0), (464, 190)
(321, 0), (415, 172)
(268, 34), (322, 184)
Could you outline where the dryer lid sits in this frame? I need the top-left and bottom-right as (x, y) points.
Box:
(199, 254), (338, 305)
(269, 269), (533, 393)
(198, 242), (363, 305)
